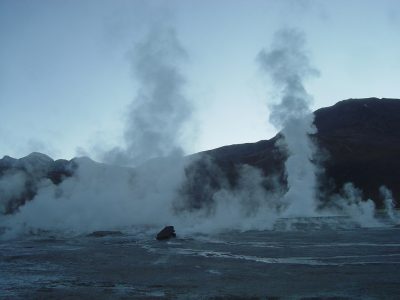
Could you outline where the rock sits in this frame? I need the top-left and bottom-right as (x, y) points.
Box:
(48, 159), (74, 184)
(19, 152), (54, 176)
(0, 155), (18, 170)
(156, 226), (176, 240)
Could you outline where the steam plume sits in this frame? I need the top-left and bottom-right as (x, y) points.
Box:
(104, 27), (191, 166)
(1, 27), (193, 235)
(257, 28), (319, 216)
(331, 183), (380, 227)
(380, 186), (399, 223)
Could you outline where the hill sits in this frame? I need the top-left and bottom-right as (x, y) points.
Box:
(1, 97), (399, 214)
(202, 97), (400, 206)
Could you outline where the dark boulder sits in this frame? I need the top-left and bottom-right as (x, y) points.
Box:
(156, 226), (176, 240)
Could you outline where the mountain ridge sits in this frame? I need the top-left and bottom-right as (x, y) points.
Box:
(1, 97), (399, 214)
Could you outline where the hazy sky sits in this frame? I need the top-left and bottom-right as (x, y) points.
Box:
(1, 0), (399, 160)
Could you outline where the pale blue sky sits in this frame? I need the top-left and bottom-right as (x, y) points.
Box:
(1, 0), (399, 160)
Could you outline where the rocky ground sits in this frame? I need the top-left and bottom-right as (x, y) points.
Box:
(1, 221), (400, 299)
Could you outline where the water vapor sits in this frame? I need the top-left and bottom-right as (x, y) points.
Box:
(329, 183), (381, 227)
(1, 26), (193, 236)
(257, 28), (319, 216)
(380, 186), (399, 224)
(104, 27), (191, 166)
(175, 161), (282, 234)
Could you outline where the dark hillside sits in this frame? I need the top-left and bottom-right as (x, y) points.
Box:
(203, 98), (400, 206)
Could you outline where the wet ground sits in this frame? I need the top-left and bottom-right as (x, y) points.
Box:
(1, 224), (400, 299)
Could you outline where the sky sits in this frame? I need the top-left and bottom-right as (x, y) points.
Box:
(1, 0), (399, 161)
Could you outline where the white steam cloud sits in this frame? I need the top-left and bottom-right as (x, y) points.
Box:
(1, 27), (193, 237)
(257, 28), (319, 216)
(380, 186), (399, 224)
(330, 183), (380, 227)
(2, 157), (187, 236)
(104, 27), (191, 166)
(175, 161), (283, 234)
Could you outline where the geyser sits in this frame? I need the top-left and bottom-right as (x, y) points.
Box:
(103, 26), (192, 167)
(257, 28), (319, 216)
(0, 26), (193, 236)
